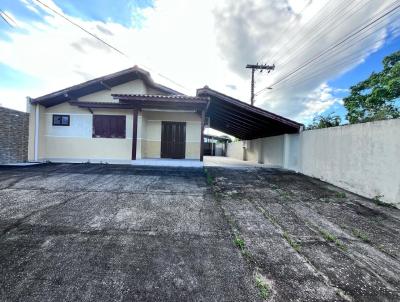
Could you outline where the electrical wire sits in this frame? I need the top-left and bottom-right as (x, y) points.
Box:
(273, 20), (400, 91)
(32, 0), (192, 93)
(255, 2), (400, 95)
(0, 9), (16, 27)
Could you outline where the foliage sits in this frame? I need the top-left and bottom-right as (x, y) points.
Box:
(343, 50), (400, 124)
(233, 235), (245, 250)
(319, 229), (347, 251)
(255, 273), (271, 300)
(282, 231), (301, 252)
(306, 113), (341, 130)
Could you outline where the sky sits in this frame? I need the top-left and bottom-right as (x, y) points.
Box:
(0, 0), (399, 126)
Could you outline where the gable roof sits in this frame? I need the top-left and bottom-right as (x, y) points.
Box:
(197, 86), (302, 140)
(31, 66), (183, 107)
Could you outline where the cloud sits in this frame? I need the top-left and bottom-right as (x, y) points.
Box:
(0, 0), (398, 127)
(96, 24), (113, 36)
(213, 0), (400, 120)
(296, 83), (343, 122)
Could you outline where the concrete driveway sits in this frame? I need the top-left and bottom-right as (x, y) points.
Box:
(0, 163), (400, 301)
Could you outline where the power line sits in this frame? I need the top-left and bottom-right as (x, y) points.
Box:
(272, 0), (365, 69)
(270, 2), (400, 89)
(0, 9), (16, 27)
(273, 18), (400, 91)
(260, 0), (312, 64)
(267, 0), (334, 64)
(31, 0), (191, 93)
(256, 2), (400, 95)
(33, 0), (127, 57)
(267, 10), (400, 92)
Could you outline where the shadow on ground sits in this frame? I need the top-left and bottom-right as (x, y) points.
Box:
(0, 163), (399, 301)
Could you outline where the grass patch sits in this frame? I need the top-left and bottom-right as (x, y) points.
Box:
(352, 229), (370, 243)
(335, 192), (346, 198)
(319, 229), (347, 251)
(373, 194), (385, 206)
(204, 168), (214, 185)
(372, 194), (397, 208)
(282, 231), (301, 252)
(255, 273), (270, 300)
(234, 235), (245, 250)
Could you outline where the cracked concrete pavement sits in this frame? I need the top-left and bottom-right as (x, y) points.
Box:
(1, 163), (400, 301)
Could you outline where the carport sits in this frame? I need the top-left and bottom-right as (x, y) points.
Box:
(197, 87), (302, 140)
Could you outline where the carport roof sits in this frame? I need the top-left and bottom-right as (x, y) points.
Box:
(197, 87), (302, 140)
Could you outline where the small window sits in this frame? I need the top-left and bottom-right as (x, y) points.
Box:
(93, 115), (126, 138)
(53, 114), (70, 126)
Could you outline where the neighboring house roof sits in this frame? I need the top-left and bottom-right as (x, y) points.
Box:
(197, 86), (302, 140)
(204, 134), (232, 142)
(31, 66), (183, 107)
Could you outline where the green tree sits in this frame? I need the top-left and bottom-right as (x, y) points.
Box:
(306, 113), (341, 130)
(343, 50), (400, 124)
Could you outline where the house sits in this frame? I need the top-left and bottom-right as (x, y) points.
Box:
(27, 66), (209, 164)
(27, 66), (301, 164)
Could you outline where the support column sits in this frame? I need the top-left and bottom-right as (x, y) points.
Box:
(200, 110), (205, 161)
(34, 103), (40, 161)
(131, 109), (138, 160)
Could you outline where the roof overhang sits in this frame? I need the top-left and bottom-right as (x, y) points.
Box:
(70, 94), (209, 111)
(31, 66), (182, 108)
(197, 87), (302, 140)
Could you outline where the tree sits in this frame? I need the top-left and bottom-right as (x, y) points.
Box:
(306, 113), (341, 130)
(343, 50), (400, 124)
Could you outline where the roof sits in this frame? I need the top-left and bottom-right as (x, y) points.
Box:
(31, 66), (183, 107)
(111, 94), (209, 110)
(113, 93), (208, 103)
(197, 87), (302, 140)
(70, 93), (209, 111)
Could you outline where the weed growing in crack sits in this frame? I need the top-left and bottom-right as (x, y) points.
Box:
(234, 235), (245, 250)
(319, 229), (347, 251)
(373, 194), (385, 206)
(352, 229), (370, 243)
(255, 273), (271, 300)
(372, 194), (397, 208)
(282, 231), (301, 252)
(335, 192), (346, 198)
(203, 168), (214, 185)
(377, 244), (386, 252)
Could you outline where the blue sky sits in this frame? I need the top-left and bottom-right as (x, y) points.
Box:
(0, 0), (399, 125)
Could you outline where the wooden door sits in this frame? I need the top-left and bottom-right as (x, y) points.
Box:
(161, 122), (186, 159)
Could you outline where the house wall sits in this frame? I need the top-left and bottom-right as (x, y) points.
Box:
(226, 118), (400, 206)
(31, 102), (134, 163)
(0, 107), (29, 164)
(78, 80), (147, 103)
(141, 110), (201, 159)
(28, 79), (202, 162)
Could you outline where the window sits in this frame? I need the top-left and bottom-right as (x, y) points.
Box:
(93, 115), (126, 138)
(52, 114), (70, 126)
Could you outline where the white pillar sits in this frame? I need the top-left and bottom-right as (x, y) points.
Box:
(34, 103), (40, 161)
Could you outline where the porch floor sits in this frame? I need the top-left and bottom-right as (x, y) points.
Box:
(133, 158), (203, 167)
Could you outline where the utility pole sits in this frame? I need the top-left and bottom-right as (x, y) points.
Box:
(246, 63), (275, 106)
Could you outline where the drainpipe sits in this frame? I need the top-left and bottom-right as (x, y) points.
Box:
(34, 103), (39, 161)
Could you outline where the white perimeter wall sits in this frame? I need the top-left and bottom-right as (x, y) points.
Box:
(227, 118), (400, 206)
(227, 141), (244, 160)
